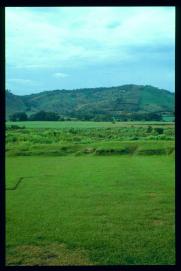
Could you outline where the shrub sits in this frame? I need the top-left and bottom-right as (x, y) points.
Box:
(9, 125), (25, 130)
(146, 125), (153, 133)
(154, 127), (164, 135)
(138, 149), (166, 155)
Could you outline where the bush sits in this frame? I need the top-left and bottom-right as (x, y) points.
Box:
(154, 127), (164, 135)
(9, 125), (25, 130)
(138, 149), (166, 155)
(146, 125), (153, 133)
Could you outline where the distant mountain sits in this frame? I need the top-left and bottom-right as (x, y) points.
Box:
(6, 84), (174, 120)
(6, 91), (27, 117)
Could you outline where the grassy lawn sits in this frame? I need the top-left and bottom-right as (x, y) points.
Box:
(6, 121), (174, 129)
(5, 121), (175, 265)
(6, 155), (175, 265)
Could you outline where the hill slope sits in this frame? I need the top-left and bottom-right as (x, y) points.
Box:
(6, 84), (174, 120)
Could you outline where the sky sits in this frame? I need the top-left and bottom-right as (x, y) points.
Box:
(5, 7), (175, 95)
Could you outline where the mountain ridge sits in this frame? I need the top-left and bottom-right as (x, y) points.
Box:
(6, 84), (174, 120)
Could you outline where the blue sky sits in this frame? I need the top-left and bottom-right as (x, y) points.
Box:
(5, 7), (175, 95)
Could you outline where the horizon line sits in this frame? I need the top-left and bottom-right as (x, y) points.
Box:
(6, 83), (174, 96)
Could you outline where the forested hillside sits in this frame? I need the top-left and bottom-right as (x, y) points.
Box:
(6, 84), (174, 120)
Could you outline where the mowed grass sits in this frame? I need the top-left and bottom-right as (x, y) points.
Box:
(6, 121), (174, 129)
(6, 155), (175, 265)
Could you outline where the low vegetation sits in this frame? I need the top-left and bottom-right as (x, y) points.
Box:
(6, 155), (175, 265)
(6, 121), (174, 157)
(6, 121), (175, 265)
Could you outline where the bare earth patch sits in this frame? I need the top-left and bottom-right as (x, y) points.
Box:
(153, 219), (164, 226)
(6, 243), (93, 266)
(148, 192), (157, 198)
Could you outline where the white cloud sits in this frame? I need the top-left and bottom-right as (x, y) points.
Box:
(5, 7), (175, 93)
(53, 72), (69, 78)
(5, 7), (175, 70)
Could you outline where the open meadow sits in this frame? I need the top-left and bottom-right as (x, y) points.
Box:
(6, 121), (175, 265)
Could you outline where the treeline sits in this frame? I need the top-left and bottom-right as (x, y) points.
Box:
(9, 111), (61, 121)
(9, 110), (167, 122)
(69, 112), (163, 121)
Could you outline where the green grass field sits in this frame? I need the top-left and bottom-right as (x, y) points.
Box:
(6, 120), (174, 129)
(6, 121), (175, 265)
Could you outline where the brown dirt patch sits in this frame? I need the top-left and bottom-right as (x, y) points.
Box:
(153, 219), (164, 226)
(6, 243), (93, 266)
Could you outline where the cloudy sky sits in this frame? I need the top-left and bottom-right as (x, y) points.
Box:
(6, 7), (175, 95)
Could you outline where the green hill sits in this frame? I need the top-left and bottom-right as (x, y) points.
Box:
(6, 84), (174, 120)
(6, 91), (27, 117)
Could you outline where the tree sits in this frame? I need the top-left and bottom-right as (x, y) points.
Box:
(146, 125), (153, 133)
(9, 112), (28, 121)
(112, 117), (116, 124)
(145, 113), (162, 121)
(29, 111), (59, 121)
(154, 127), (164, 135)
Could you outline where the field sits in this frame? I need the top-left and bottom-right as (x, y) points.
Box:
(6, 121), (175, 265)
(6, 120), (174, 129)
